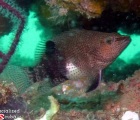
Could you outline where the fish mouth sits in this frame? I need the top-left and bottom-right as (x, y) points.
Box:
(115, 36), (131, 49)
(96, 36), (131, 63)
(116, 36), (131, 43)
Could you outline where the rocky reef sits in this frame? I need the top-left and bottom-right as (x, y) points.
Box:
(0, 81), (32, 120)
(35, 0), (140, 34)
(45, 0), (107, 19)
(44, 0), (140, 19)
(18, 69), (140, 120)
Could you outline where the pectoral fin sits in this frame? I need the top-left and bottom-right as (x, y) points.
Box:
(86, 70), (102, 92)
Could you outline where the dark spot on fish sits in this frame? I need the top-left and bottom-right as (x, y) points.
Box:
(46, 41), (56, 54)
(45, 41), (68, 85)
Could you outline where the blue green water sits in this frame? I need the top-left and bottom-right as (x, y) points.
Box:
(0, 11), (52, 66)
(118, 30), (140, 63)
(0, 11), (140, 67)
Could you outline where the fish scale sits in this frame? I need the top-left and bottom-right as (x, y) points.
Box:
(29, 29), (131, 92)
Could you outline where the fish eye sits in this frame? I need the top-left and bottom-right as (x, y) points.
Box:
(105, 38), (112, 44)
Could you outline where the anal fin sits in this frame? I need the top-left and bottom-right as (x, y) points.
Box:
(86, 70), (102, 92)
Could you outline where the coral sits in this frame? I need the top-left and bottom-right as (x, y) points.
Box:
(44, 0), (140, 20)
(0, 81), (32, 120)
(45, 0), (107, 18)
(42, 0), (140, 33)
(0, 81), (17, 105)
(118, 70), (140, 111)
(22, 76), (118, 111)
(0, 0), (26, 73)
(21, 69), (140, 119)
(102, 70), (140, 119)
(38, 2), (79, 31)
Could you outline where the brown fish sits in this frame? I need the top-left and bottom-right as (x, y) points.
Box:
(30, 29), (131, 92)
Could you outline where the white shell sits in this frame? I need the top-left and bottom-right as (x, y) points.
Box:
(121, 111), (139, 120)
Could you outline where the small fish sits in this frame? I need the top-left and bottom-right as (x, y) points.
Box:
(30, 29), (131, 92)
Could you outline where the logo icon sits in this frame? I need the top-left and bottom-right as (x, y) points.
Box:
(0, 114), (4, 120)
